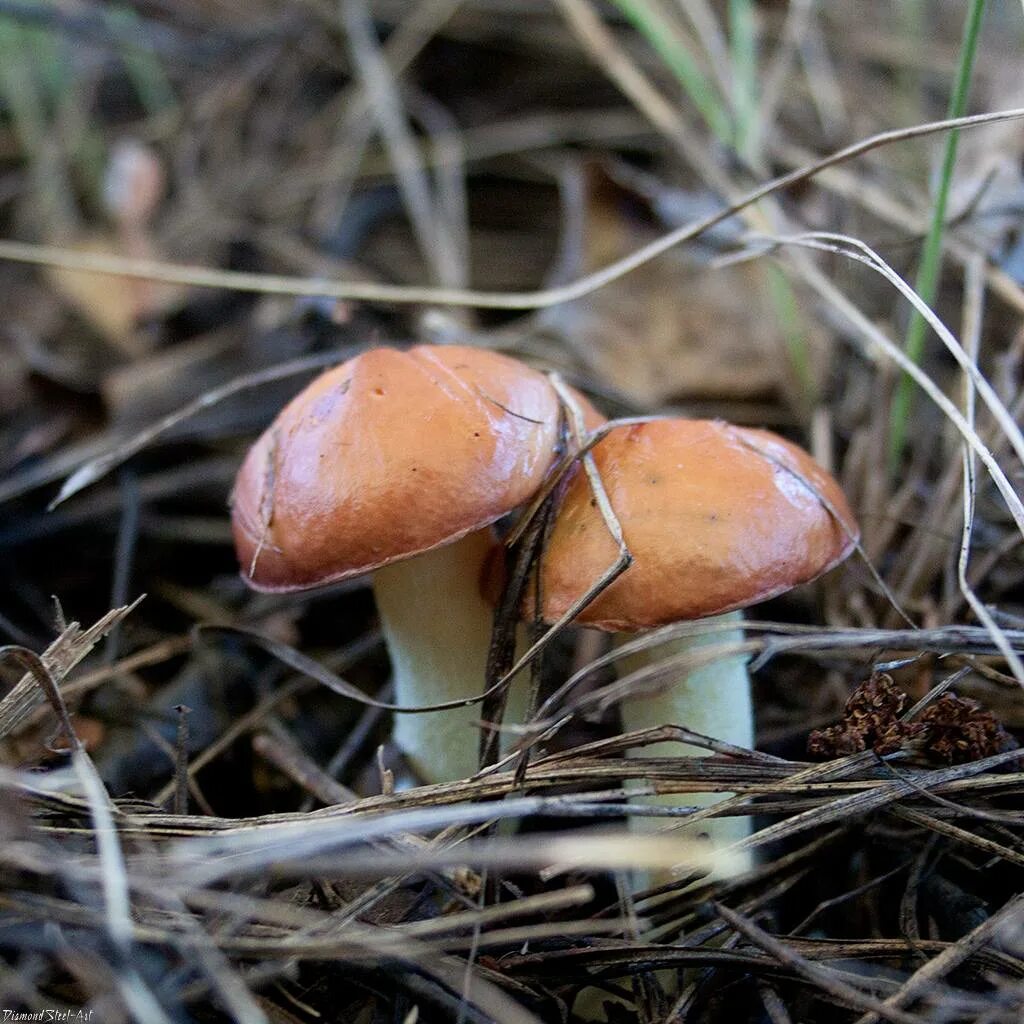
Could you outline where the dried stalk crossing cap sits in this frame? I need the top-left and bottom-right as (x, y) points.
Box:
(536, 419), (858, 631)
(232, 345), (568, 591)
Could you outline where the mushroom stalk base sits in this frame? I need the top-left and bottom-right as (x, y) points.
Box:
(373, 530), (528, 784)
(617, 610), (753, 881)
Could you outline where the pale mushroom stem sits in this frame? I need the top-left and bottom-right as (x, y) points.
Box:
(372, 529), (529, 784)
(616, 610), (754, 881)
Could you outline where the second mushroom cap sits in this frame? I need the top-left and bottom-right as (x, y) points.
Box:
(535, 418), (858, 631)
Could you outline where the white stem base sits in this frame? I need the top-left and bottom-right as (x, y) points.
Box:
(618, 611), (753, 882)
(373, 530), (529, 784)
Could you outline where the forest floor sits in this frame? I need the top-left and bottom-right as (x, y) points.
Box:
(1, 2), (1023, 1022)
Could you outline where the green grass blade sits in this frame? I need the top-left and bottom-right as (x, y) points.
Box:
(0, 16), (48, 156)
(888, 0), (987, 468)
(767, 263), (817, 403)
(614, 0), (815, 405)
(726, 0), (812, 404)
(608, 0), (732, 145)
(728, 0), (758, 162)
(105, 4), (177, 115)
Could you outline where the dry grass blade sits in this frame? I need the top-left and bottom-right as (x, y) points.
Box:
(888, 805), (1024, 868)
(852, 893), (1024, 1024)
(339, 0), (462, 288)
(728, 748), (1024, 853)
(0, 110), (1019, 310)
(52, 350), (354, 507)
(715, 904), (927, 1024)
(786, 256), (1024, 542)
(763, 232), (1024, 488)
(0, 644), (171, 1021)
(0, 599), (143, 737)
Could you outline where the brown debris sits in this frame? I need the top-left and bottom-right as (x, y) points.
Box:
(916, 693), (1019, 764)
(808, 673), (922, 758)
(808, 675), (1018, 765)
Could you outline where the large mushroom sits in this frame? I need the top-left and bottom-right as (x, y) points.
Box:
(231, 344), (578, 784)
(532, 418), (858, 869)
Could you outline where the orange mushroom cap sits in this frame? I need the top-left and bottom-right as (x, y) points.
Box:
(231, 345), (578, 592)
(535, 419), (858, 631)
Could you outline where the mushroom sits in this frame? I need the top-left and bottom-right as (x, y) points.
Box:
(231, 344), (584, 784)
(532, 418), (858, 870)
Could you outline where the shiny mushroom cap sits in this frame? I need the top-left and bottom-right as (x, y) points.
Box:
(232, 345), (568, 592)
(536, 419), (858, 632)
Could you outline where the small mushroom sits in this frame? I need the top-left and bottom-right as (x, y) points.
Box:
(231, 344), (578, 784)
(533, 418), (858, 873)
